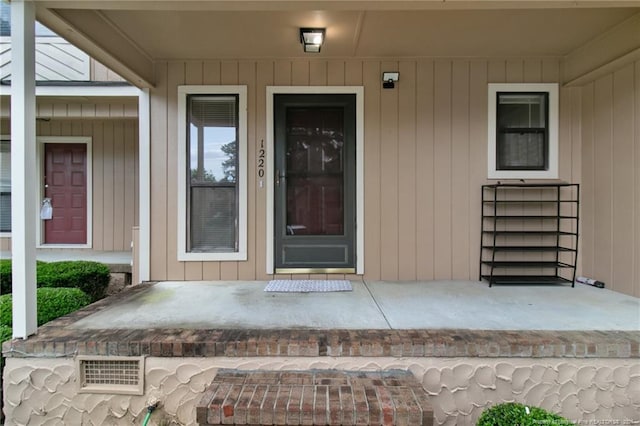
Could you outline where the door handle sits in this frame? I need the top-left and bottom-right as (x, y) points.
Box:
(276, 169), (286, 186)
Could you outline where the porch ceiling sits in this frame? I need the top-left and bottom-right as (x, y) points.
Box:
(30, 1), (640, 87)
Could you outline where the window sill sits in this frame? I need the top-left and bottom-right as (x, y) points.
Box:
(488, 169), (559, 180)
(178, 251), (247, 262)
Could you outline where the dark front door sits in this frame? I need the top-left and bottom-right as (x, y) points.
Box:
(274, 94), (356, 272)
(44, 143), (87, 244)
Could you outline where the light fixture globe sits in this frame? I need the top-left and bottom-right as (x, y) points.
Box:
(300, 28), (325, 53)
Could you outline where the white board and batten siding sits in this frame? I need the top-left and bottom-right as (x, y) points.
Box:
(580, 59), (640, 298)
(0, 117), (139, 253)
(148, 58), (585, 286)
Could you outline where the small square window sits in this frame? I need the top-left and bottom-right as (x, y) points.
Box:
(488, 84), (558, 179)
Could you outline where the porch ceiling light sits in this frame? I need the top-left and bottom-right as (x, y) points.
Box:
(300, 28), (325, 53)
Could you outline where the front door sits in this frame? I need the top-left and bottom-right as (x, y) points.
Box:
(44, 143), (88, 244)
(274, 94), (356, 272)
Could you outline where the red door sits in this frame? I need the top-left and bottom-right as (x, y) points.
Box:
(44, 143), (87, 244)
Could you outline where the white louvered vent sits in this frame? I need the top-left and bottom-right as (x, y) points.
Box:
(77, 356), (144, 395)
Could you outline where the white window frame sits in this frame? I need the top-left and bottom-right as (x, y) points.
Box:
(177, 85), (247, 261)
(487, 83), (559, 180)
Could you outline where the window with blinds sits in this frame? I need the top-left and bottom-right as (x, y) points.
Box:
(0, 140), (10, 233)
(187, 95), (239, 253)
(496, 92), (548, 170)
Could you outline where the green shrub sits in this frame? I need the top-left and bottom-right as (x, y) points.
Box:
(0, 294), (10, 328)
(0, 287), (90, 328)
(1, 260), (47, 295)
(0, 259), (12, 295)
(37, 261), (110, 302)
(0, 324), (10, 343)
(477, 402), (573, 425)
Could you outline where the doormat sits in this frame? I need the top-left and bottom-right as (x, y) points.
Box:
(264, 280), (352, 293)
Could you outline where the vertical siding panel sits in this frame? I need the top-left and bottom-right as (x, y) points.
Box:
(345, 60), (363, 86)
(397, 61), (417, 280)
(275, 61), (292, 85)
(220, 61), (240, 281)
(102, 121), (115, 251)
(635, 61), (640, 297)
(67, 103), (81, 117)
(363, 60), (381, 280)
(81, 103), (96, 118)
(150, 62), (169, 280)
(123, 121), (136, 253)
(255, 61), (274, 281)
(184, 61), (204, 281)
(570, 89), (582, 275)
(505, 59), (524, 83)
(593, 75), (614, 287)
(433, 60), (452, 279)
(380, 60), (399, 280)
(327, 61), (345, 86)
(92, 122), (104, 250)
(238, 60), (258, 280)
(451, 60), (470, 280)
(309, 60), (328, 86)
(559, 88), (574, 182)
(542, 59), (560, 83)
(612, 65), (635, 296)
(416, 60), (435, 280)
(203, 61), (222, 85)
(113, 122), (125, 250)
(39, 103), (53, 118)
(96, 103), (110, 117)
(581, 83), (595, 279)
(166, 62), (186, 280)
(468, 60), (488, 281)
(523, 59), (543, 83)
(292, 60), (309, 85)
(185, 60), (203, 86)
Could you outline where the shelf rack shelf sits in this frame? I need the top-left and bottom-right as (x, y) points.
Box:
(479, 182), (580, 287)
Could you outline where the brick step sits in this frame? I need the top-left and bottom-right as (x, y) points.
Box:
(196, 370), (433, 426)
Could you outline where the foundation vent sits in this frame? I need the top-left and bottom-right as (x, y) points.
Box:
(77, 356), (145, 395)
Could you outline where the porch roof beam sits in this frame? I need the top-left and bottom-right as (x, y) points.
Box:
(11, 0), (38, 339)
(563, 12), (640, 86)
(33, 0), (640, 11)
(36, 7), (155, 89)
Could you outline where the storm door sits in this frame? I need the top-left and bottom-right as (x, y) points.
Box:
(274, 94), (356, 272)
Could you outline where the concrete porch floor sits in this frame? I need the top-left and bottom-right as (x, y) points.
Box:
(70, 280), (640, 331)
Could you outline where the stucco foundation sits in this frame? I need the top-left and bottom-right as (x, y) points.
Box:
(4, 357), (639, 425)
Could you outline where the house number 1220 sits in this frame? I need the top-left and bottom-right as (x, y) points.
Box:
(257, 140), (265, 179)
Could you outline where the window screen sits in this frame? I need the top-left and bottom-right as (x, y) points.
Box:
(187, 95), (239, 252)
(0, 140), (10, 232)
(496, 93), (548, 170)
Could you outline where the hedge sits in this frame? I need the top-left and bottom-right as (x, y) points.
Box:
(0, 287), (91, 328)
(477, 402), (572, 425)
(38, 261), (110, 302)
(0, 260), (110, 301)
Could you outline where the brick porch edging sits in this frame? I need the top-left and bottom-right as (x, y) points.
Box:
(196, 370), (434, 426)
(3, 283), (638, 359)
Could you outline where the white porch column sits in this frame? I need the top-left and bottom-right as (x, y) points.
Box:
(11, 0), (37, 338)
(138, 88), (150, 282)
